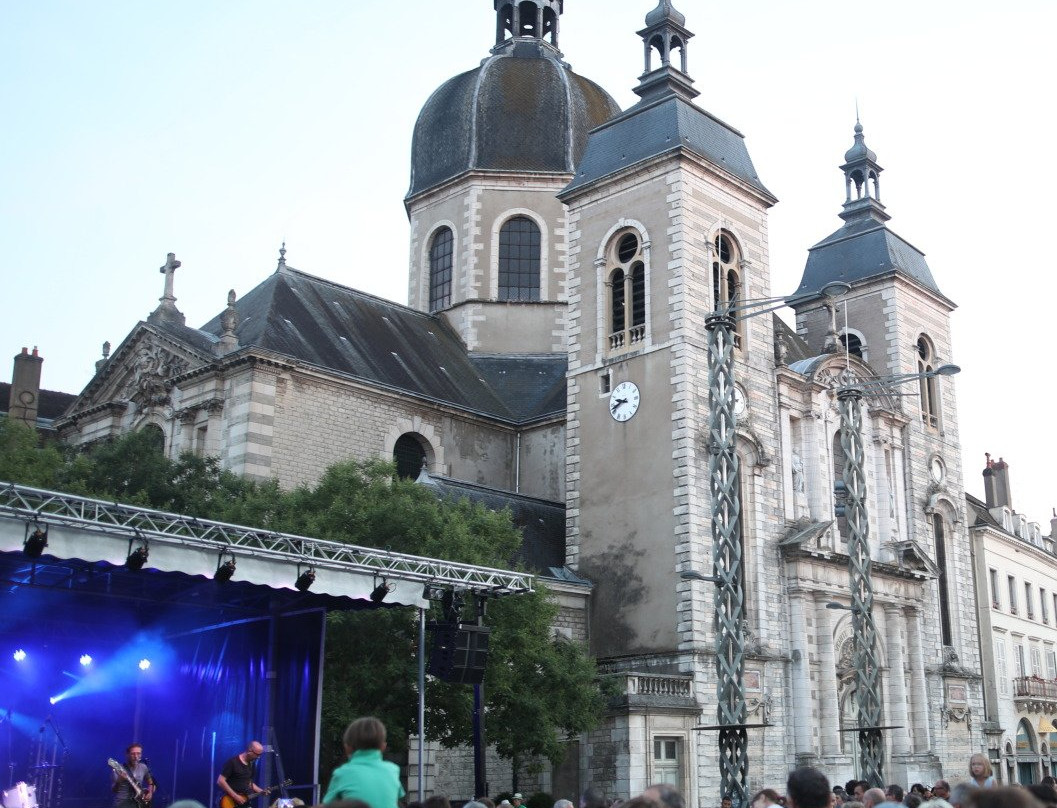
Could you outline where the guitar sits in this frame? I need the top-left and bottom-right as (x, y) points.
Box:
(218, 780), (292, 808)
(107, 758), (151, 807)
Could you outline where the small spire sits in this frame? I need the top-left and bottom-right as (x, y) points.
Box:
(645, 0), (686, 27)
(277, 241), (287, 270)
(494, 0), (562, 52)
(838, 120), (888, 225)
(634, 0), (697, 102)
(96, 340), (111, 373)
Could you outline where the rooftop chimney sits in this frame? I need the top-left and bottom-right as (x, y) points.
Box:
(982, 452), (1013, 510)
(8, 347), (43, 428)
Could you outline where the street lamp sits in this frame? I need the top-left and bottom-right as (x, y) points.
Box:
(701, 280), (850, 806)
(833, 362), (959, 786)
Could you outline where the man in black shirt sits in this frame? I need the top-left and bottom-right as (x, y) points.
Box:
(111, 744), (155, 808)
(217, 741), (267, 807)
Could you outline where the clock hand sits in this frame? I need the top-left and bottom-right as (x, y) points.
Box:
(611, 397), (627, 412)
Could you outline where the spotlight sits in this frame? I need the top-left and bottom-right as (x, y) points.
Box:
(79, 654), (92, 667)
(370, 579), (392, 603)
(138, 659), (151, 671)
(49, 697), (58, 705)
(13, 649), (26, 662)
(215, 557), (237, 583)
(126, 545), (149, 571)
(295, 567), (315, 592)
(23, 525), (48, 558)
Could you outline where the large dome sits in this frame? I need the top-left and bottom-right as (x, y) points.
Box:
(407, 39), (620, 199)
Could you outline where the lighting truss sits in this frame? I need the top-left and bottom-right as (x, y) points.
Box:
(0, 482), (534, 595)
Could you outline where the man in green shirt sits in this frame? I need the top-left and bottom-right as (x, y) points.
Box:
(323, 717), (404, 808)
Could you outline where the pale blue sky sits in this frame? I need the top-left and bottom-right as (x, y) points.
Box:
(2, 0), (1054, 523)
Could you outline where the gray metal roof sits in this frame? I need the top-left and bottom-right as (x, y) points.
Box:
(417, 470), (565, 575)
(561, 94), (773, 199)
(407, 40), (620, 199)
(789, 214), (946, 304)
(199, 266), (566, 425)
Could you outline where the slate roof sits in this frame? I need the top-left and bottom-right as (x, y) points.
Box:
(773, 315), (812, 365)
(0, 383), (78, 422)
(199, 266), (566, 425)
(408, 40), (620, 198)
(417, 471), (566, 575)
(789, 209), (949, 305)
(561, 94), (773, 199)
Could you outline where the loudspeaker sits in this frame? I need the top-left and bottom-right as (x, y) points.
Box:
(428, 622), (490, 684)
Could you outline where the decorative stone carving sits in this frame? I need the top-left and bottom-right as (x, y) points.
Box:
(122, 342), (189, 406)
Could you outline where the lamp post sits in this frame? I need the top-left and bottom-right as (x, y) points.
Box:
(833, 363), (960, 786)
(697, 281), (850, 806)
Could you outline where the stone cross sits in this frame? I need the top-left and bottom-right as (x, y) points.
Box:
(159, 252), (181, 302)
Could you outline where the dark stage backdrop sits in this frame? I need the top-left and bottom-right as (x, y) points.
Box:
(0, 606), (324, 808)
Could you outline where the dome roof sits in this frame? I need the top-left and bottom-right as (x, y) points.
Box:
(407, 40), (620, 199)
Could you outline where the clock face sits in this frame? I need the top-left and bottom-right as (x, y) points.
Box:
(733, 385), (747, 418)
(609, 381), (641, 422)
(930, 456), (945, 484)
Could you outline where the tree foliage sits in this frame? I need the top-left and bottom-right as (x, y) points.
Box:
(0, 429), (605, 775)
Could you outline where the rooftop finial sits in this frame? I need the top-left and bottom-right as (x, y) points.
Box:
(494, 0), (562, 52)
(148, 252), (186, 326)
(278, 241), (287, 270)
(217, 290), (240, 356)
(634, 0), (697, 102)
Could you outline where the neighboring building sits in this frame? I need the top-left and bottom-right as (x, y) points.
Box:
(1, 347), (77, 435)
(970, 456), (1057, 785)
(54, 0), (983, 801)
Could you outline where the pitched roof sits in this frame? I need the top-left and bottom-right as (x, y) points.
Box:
(200, 266), (566, 424)
(0, 383), (78, 422)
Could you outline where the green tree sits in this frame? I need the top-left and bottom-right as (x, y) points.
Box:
(0, 419), (64, 487)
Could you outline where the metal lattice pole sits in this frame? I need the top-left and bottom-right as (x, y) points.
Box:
(705, 309), (748, 806)
(837, 386), (885, 786)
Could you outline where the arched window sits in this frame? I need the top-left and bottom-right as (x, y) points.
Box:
(607, 231), (647, 351)
(917, 336), (939, 428)
(933, 512), (952, 645)
(429, 228), (454, 312)
(393, 434), (427, 480)
(498, 216), (541, 301)
(140, 423), (165, 453)
(712, 231), (743, 348)
(840, 332), (864, 359)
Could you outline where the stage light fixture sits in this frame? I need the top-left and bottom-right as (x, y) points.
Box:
(295, 567), (316, 592)
(23, 524), (48, 558)
(138, 659), (151, 670)
(13, 649), (26, 662)
(79, 654), (92, 667)
(215, 556), (237, 583)
(49, 697), (58, 705)
(126, 544), (149, 571)
(370, 579), (392, 603)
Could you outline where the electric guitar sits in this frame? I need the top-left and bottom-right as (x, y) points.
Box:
(107, 758), (151, 808)
(218, 780), (292, 808)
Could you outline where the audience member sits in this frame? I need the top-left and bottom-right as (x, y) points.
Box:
(968, 753), (995, 788)
(787, 767), (831, 808)
(322, 717), (404, 808)
(642, 784), (684, 808)
(750, 788), (781, 808)
(963, 786), (1041, 807)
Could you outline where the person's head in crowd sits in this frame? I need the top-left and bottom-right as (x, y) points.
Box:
(326, 801), (372, 808)
(853, 784), (868, 802)
(555, 800), (575, 808)
(512, 795), (524, 808)
(342, 716), (387, 754)
(1026, 784), (1057, 807)
(948, 783), (977, 808)
(787, 766), (831, 808)
(423, 796), (450, 808)
(968, 753), (993, 785)
(861, 788), (886, 808)
(581, 789), (607, 808)
(721, 798), (733, 808)
(751, 788), (781, 808)
(886, 786), (904, 804)
(910, 786), (926, 797)
(930, 782), (950, 803)
(963, 786), (1042, 807)
(478, 801), (495, 808)
(904, 796), (922, 808)
(642, 784), (683, 808)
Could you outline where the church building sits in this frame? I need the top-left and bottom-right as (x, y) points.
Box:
(55, 0), (981, 801)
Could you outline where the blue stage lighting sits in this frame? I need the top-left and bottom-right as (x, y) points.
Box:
(79, 654), (93, 666)
(138, 658), (151, 670)
(49, 697), (58, 705)
(13, 649), (26, 662)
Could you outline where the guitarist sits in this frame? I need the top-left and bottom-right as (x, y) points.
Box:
(217, 741), (268, 807)
(111, 744), (155, 808)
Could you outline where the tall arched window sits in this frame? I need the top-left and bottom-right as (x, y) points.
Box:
(498, 216), (540, 301)
(141, 423), (165, 453)
(607, 231), (647, 351)
(917, 336), (939, 428)
(712, 231), (743, 348)
(933, 512), (953, 646)
(429, 228), (454, 312)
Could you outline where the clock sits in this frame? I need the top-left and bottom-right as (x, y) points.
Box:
(609, 381), (641, 422)
(930, 456), (945, 484)
(733, 385), (746, 418)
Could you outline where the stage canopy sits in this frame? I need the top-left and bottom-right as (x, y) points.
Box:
(0, 482), (533, 808)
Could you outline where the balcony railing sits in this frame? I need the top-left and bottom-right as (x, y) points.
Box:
(1013, 676), (1057, 710)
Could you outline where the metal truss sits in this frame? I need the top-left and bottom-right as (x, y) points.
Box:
(706, 310), (749, 806)
(0, 481), (534, 595)
(837, 387), (885, 786)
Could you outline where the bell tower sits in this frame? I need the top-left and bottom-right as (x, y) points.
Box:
(494, 0), (563, 51)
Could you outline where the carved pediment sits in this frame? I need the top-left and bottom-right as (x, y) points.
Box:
(884, 539), (939, 576)
(67, 326), (211, 416)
